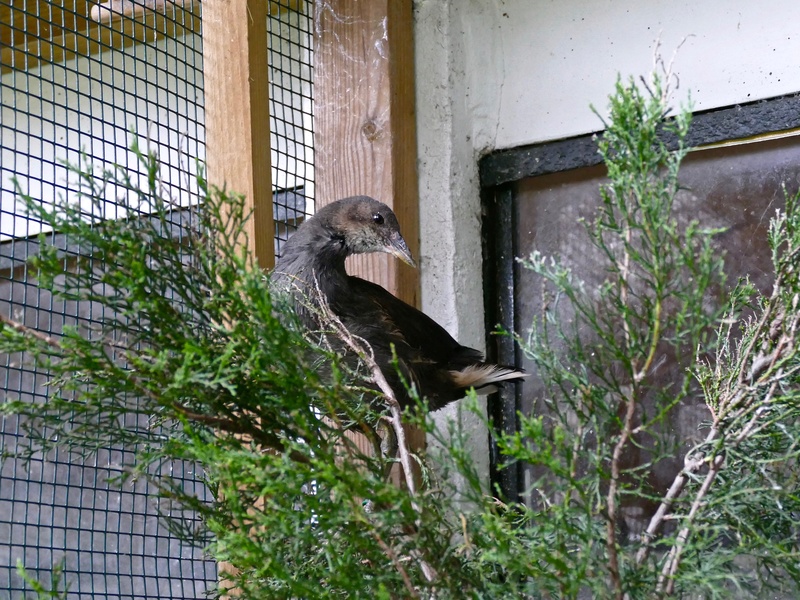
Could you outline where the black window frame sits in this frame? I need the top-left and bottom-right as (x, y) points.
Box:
(480, 92), (800, 501)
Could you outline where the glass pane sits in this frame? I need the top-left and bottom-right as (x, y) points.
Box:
(513, 134), (800, 530)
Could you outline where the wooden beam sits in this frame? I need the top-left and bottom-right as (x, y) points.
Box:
(202, 4), (274, 594)
(314, 0), (423, 481)
(89, 0), (302, 23)
(202, 0), (274, 269)
(0, 0), (299, 76)
(314, 0), (420, 307)
(90, 0), (195, 24)
(0, 0), (201, 75)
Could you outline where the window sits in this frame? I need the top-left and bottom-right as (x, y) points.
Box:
(481, 96), (800, 519)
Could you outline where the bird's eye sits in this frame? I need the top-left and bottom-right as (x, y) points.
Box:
(372, 213), (385, 225)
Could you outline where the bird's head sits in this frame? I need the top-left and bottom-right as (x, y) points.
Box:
(320, 196), (416, 267)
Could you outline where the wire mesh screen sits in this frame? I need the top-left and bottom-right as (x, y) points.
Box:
(269, 0), (315, 257)
(0, 0), (315, 597)
(0, 1), (212, 597)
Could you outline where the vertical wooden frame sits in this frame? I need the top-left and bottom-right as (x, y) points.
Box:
(203, 0), (274, 269)
(314, 0), (420, 306)
(314, 0), (424, 477)
(202, 2), (272, 594)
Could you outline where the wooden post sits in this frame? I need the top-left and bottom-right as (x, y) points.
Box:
(314, 0), (424, 477)
(202, 2), (272, 595)
(314, 0), (419, 307)
(202, 0), (274, 269)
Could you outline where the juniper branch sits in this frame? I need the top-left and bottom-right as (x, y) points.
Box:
(310, 278), (438, 585)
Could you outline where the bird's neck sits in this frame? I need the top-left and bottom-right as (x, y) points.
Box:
(303, 245), (350, 296)
(274, 225), (352, 303)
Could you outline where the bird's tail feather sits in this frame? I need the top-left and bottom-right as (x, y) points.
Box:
(449, 364), (528, 394)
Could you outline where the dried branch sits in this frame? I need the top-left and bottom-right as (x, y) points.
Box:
(633, 452), (704, 567)
(607, 384), (637, 599)
(0, 311), (62, 349)
(309, 278), (438, 584)
(605, 215), (634, 600)
(657, 453), (725, 595)
(607, 196), (665, 598)
(634, 273), (800, 591)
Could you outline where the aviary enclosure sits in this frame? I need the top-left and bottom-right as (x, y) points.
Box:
(7, 0), (800, 597)
(1, 0), (417, 595)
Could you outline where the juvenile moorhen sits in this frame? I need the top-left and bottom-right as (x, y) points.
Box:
(272, 195), (526, 411)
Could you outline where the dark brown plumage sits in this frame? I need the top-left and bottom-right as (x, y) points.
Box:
(272, 195), (526, 411)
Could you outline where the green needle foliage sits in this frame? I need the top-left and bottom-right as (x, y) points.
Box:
(4, 74), (800, 598)
(0, 146), (463, 598)
(514, 74), (727, 597)
(506, 74), (800, 598)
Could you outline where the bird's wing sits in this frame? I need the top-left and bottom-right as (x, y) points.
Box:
(346, 276), (484, 366)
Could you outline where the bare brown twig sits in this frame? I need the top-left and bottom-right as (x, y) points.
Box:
(309, 278), (438, 585)
(656, 453), (725, 595)
(605, 215), (635, 600)
(0, 311), (62, 348)
(607, 196), (665, 598)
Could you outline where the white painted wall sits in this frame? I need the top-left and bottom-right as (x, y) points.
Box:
(414, 0), (800, 488)
(467, 0), (800, 150)
(414, 0), (493, 495)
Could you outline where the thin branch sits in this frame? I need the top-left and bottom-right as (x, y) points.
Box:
(634, 272), (800, 584)
(633, 453), (704, 566)
(657, 453), (725, 595)
(171, 404), (312, 465)
(0, 311), (62, 349)
(310, 278), (438, 584)
(607, 385), (636, 599)
(0, 310), (311, 464)
(370, 528), (419, 599)
(605, 214), (635, 600)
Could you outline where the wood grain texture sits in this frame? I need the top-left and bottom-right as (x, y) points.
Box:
(90, 0), (194, 23)
(204, 4), (274, 593)
(314, 0), (424, 480)
(314, 0), (420, 307)
(89, 0), (302, 23)
(202, 0), (274, 269)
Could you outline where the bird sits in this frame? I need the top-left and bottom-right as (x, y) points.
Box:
(271, 195), (527, 412)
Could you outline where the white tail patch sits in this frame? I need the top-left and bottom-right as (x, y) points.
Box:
(449, 364), (528, 394)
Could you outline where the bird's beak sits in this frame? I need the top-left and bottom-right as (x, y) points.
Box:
(386, 234), (416, 268)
